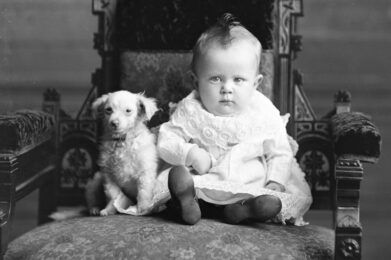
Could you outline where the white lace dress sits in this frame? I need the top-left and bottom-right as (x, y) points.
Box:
(116, 91), (312, 225)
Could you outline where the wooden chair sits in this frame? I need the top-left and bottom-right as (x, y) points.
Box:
(0, 91), (59, 260)
(2, 0), (381, 259)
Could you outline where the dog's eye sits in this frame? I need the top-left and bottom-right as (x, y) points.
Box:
(105, 107), (113, 114)
(125, 109), (132, 113)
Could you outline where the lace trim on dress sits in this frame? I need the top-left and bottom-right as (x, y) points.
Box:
(171, 94), (281, 150)
(193, 178), (312, 226)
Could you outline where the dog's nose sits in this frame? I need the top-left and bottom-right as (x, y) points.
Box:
(110, 120), (119, 129)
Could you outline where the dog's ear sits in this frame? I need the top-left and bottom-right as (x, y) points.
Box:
(91, 94), (109, 118)
(137, 94), (158, 121)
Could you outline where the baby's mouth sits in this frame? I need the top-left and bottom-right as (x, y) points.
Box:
(220, 99), (234, 105)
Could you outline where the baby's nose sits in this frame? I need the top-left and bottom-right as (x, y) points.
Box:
(221, 83), (233, 94)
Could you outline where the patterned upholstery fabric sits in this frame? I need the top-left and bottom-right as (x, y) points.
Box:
(6, 214), (333, 260)
(0, 110), (54, 153)
(120, 50), (274, 103)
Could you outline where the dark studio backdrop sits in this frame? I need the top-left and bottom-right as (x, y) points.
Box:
(0, 0), (390, 259)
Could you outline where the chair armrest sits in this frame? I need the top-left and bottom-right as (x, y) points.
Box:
(330, 112), (381, 259)
(331, 111), (381, 163)
(0, 110), (55, 155)
(0, 109), (57, 257)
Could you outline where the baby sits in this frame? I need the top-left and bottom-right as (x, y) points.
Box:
(158, 13), (312, 225)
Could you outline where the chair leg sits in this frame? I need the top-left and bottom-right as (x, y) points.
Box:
(0, 220), (10, 260)
(0, 155), (17, 260)
(1, 203), (13, 260)
(334, 158), (363, 260)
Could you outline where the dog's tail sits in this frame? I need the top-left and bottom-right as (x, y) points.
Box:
(49, 206), (88, 221)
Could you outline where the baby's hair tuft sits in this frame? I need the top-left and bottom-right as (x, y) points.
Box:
(216, 13), (242, 32)
(191, 12), (262, 73)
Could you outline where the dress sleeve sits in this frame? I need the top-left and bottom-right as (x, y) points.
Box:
(264, 130), (293, 187)
(262, 111), (293, 188)
(157, 117), (197, 167)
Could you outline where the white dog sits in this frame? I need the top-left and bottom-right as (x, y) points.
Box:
(91, 90), (159, 216)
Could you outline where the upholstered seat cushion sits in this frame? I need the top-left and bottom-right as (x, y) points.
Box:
(6, 214), (333, 260)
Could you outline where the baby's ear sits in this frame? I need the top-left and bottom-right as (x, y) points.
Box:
(137, 94), (158, 121)
(255, 74), (263, 88)
(91, 94), (109, 118)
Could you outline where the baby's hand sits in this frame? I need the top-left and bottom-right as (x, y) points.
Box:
(265, 181), (285, 192)
(186, 146), (211, 175)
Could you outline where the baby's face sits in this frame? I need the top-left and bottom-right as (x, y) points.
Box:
(193, 41), (262, 117)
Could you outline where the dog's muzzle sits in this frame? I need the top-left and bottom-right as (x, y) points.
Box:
(112, 134), (127, 142)
(110, 119), (120, 130)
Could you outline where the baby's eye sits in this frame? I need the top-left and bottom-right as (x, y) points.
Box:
(105, 107), (113, 114)
(209, 76), (221, 83)
(234, 77), (245, 83)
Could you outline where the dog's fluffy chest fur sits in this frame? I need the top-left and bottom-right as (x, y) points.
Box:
(98, 130), (157, 195)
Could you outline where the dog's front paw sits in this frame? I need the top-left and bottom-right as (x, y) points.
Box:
(137, 202), (153, 215)
(100, 209), (114, 216)
(100, 206), (117, 216)
(124, 205), (138, 215)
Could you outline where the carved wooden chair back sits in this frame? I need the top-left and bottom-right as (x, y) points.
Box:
(89, 0), (336, 211)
